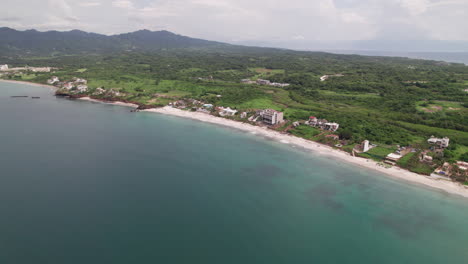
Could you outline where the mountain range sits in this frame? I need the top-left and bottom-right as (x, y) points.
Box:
(0, 27), (234, 56)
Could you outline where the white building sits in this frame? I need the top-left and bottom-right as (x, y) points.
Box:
(47, 76), (60, 85)
(219, 107), (237, 117)
(260, 109), (284, 125)
(362, 140), (370, 152)
(0, 64), (8, 71)
(427, 136), (450, 148)
(76, 85), (88, 92)
(62, 82), (74, 90)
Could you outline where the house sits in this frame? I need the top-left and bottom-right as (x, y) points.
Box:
(260, 109), (284, 125)
(456, 161), (468, 171)
(76, 85), (88, 92)
(427, 136), (450, 148)
(0, 64), (8, 71)
(203, 104), (213, 109)
(72, 77), (87, 84)
(240, 112), (247, 118)
(423, 155), (433, 163)
(362, 140), (370, 152)
(385, 153), (403, 165)
(47, 76), (60, 85)
(62, 82), (74, 90)
(326, 134), (339, 140)
(241, 79), (256, 84)
(93, 87), (106, 95)
(219, 107), (238, 117)
(256, 79), (271, 85)
(293, 121), (300, 127)
(324, 122), (340, 132)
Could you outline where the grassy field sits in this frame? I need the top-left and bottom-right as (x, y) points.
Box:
(249, 67), (285, 80)
(416, 100), (464, 113)
(397, 152), (416, 167)
(358, 146), (397, 161)
(289, 125), (321, 139)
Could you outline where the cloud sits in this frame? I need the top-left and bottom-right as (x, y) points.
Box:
(112, 0), (134, 9)
(0, 0), (467, 50)
(78, 2), (102, 7)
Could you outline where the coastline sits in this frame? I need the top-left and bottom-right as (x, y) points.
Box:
(2, 79), (468, 198)
(145, 106), (468, 198)
(0, 79), (58, 91)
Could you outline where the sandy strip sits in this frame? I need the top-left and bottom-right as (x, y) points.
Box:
(145, 106), (468, 198)
(78, 97), (139, 108)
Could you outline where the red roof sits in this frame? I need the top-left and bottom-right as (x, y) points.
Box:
(309, 116), (316, 119)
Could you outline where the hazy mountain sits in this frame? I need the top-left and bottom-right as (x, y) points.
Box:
(0, 27), (229, 56)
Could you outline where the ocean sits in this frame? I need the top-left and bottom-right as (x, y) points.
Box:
(326, 50), (468, 65)
(1, 81), (468, 263)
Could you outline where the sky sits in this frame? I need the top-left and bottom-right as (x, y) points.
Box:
(1, 0), (467, 51)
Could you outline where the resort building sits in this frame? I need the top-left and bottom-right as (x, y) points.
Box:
(427, 136), (450, 148)
(0, 64), (8, 71)
(219, 107), (238, 117)
(259, 109), (284, 125)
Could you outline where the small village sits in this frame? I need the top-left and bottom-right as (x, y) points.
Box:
(2, 67), (466, 182)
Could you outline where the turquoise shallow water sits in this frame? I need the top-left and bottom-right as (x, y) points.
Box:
(1, 81), (468, 263)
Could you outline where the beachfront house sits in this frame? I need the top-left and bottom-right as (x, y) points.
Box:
(259, 109), (284, 125)
(203, 104), (213, 109)
(0, 64), (8, 71)
(362, 140), (370, 152)
(427, 136), (450, 148)
(325, 134), (340, 140)
(385, 153), (403, 166)
(76, 85), (88, 92)
(240, 112), (248, 119)
(62, 82), (74, 90)
(219, 107), (238, 117)
(306, 116), (339, 132)
(47, 76), (60, 85)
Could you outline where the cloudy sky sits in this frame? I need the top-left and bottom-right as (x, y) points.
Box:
(1, 0), (467, 51)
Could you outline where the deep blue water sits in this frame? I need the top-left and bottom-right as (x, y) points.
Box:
(1, 81), (468, 263)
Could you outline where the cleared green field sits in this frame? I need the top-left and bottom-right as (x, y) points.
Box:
(416, 100), (464, 113)
(318, 90), (380, 98)
(249, 67), (285, 80)
(359, 146), (397, 161)
(289, 125), (321, 139)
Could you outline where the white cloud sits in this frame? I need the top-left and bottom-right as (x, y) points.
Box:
(78, 2), (102, 7)
(1, 0), (467, 49)
(112, 0), (134, 9)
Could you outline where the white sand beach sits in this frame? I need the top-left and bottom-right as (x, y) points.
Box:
(78, 97), (139, 108)
(145, 106), (468, 198)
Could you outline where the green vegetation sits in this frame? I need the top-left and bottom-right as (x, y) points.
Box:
(1, 44), (467, 175)
(359, 146), (397, 161)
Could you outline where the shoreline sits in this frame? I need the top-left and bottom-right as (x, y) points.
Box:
(3, 79), (468, 198)
(145, 106), (468, 199)
(0, 79), (58, 91)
